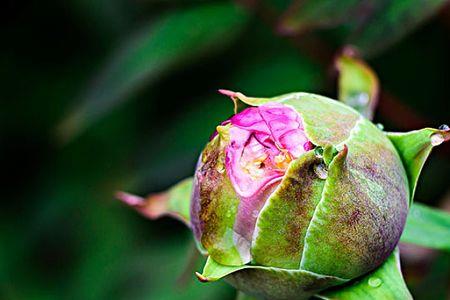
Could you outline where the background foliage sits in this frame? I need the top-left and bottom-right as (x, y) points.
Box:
(1, 0), (450, 299)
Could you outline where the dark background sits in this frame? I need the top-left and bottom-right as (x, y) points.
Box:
(1, 0), (450, 299)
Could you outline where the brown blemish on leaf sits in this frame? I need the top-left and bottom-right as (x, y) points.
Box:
(195, 272), (210, 283)
(199, 147), (224, 249)
(346, 209), (362, 226)
(196, 134), (242, 264)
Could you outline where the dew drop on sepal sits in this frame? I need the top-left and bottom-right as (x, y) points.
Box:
(368, 277), (382, 288)
(349, 92), (369, 106)
(314, 163), (328, 179)
(314, 146), (324, 158)
(438, 124), (449, 130)
(376, 123), (384, 130)
(430, 133), (445, 146)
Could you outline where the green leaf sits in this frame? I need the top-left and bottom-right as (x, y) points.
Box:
(277, 0), (362, 35)
(335, 51), (379, 120)
(386, 127), (450, 203)
(318, 248), (412, 300)
(68, 0), (131, 38)
(116, 177), (193, 226)
(57, 2), (248, 142)
(349, 0), (448, 56)
(277, 0), (447, 57)
(401, 202), (450, 252)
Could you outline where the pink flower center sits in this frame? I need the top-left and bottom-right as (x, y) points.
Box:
(225, 103), (313, 197)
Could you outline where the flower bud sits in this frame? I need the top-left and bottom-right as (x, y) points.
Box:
(191, 91), (409, 299)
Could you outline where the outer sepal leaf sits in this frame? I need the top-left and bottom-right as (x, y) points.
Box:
(386, 127), (450, 203)
(335, 50), (379, 120)
(250, 150), (326, 269)
(196, 256), (245, 282)
(197, 256), (347, 300)
(401, 202), (450, 252)
(318, 248), (412, 300)
(116, 177), (193, 226)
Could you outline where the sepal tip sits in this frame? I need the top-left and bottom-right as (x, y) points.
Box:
(195, 272), (210, 283)
(115, 190), (169, 220)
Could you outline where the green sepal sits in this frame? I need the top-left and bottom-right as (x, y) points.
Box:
(196, 256), (246, 282)
(386, 127), (450, 204)
(197, 257), (347, 300)
(116, 177), (193, 226)
(197, 126), (244, 266)
(251, 150), (326, 269)
(300, 118), (408, 279)
(318, 248), (412, 300)
(335, 52), (379, 120)
(322, 145), (338, 166)
(401, 202), (450, 252)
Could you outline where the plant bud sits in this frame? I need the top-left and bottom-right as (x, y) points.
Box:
(191, 91), (410, 299)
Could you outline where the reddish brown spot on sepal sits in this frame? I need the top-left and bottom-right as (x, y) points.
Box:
(195, 272), (210, 283)
(335, 144), (349, 164)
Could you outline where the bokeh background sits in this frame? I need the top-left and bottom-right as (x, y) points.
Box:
(2, 0), (450, 299)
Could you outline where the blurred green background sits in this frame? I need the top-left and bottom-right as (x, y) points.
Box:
(1, 0), (450, 299)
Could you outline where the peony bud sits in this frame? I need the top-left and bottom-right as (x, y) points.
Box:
(191, 91), (410, 299)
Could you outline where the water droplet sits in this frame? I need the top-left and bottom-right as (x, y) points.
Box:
(376, 123), (384, 130)
(314, 163), (328, 179)
(368, 277), (382, 288)
(438, 124), (449, 131)
(430, 133), (445, 146)
(314, 146), (324, 158)
(354, 93), (369, 105)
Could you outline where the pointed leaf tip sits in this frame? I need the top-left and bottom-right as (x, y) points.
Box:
(218, 89), (292, 107)
(195, 272), (210, 283)
(430, 126), (450, 146)
(387, 127), (450, 203)
(219, 89), (241, 113)
(116, 191), (145, 206)
(116, 190), (169, 220)
(116, 178), (193, 226)
(218, 89), (236, 97)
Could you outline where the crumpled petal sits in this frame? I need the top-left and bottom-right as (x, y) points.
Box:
(226, 102), (311, 198)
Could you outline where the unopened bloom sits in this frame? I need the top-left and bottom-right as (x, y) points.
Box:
(190, 91), (409, 299)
